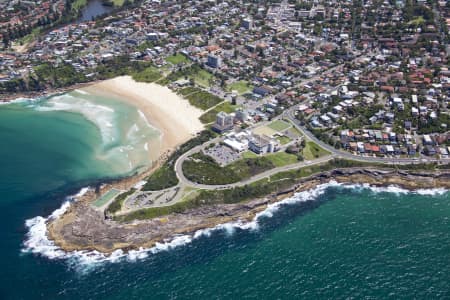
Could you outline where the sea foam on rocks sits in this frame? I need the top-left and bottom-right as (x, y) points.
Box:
(22, 182), (448, 271)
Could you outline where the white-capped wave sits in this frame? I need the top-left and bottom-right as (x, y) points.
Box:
(415, 188), (448, 196)
(22, 182), (448, 271)
(0, 97), (33, 105)
(334, 182), (448, 196)
(137, 110), (152, 129)
(74, 89), (89, 95)
(22, 187), (90, 260)
(33, 94), (117, 144)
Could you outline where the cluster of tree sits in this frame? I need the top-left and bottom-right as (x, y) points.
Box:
(34, 63), (88, 88)
(142, 130), (216, 191)
(0, 62), (88, 93)
(417, 113), (450, 134)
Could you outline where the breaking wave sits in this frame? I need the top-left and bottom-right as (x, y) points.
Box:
(21, 91), (159, 175)
(0, 97), (33, 105)
(31, 94), (117, 144)
(22, 182), (448, 271)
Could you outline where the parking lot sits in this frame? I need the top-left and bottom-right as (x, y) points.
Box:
(203, 144), (241, 166)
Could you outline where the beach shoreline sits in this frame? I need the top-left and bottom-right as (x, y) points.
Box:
(82, 76), (204, 160)
(1, 76), (205, 174)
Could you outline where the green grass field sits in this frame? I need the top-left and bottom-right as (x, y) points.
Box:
(161, 64), (216, 87)
(242, 151), (259, 159)
(178, 86), (199, 96)
(105, 188), (136, 214)
(115, 159), (392, 221)
(287, 126), (303, 138)
(199, 101), (238, 124)
(192, 69), (215, 87)
(267, 120), (291, 132)
(277, 135), (292, 145)
(132, 66), (162, 83)
(92, 189), (121, 208)
(166, 53), (190, 65)
(182, 88), (224, 110)
(226, 81), (253, 95)
(183, 153), (275, 185)
(253, 126), (278, 137)
(243, 151), (297, 167)
(302, 141), (330, 160)
(265, 152), (298, 167)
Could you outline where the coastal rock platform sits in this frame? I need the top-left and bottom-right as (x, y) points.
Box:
(48, 168), (450, 254)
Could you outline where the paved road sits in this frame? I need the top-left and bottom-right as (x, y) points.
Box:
(173, 106), (448, 191)
(284, 109), (450, 165)
(172, 54), (449, 191)
(176, 153), (336, 190)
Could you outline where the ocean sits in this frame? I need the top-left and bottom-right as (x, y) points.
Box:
(1, 92), (450, 299)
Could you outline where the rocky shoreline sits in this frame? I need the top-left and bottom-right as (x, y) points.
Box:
(46, 167), (450, 254)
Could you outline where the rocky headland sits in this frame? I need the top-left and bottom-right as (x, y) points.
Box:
(47, 167), (450, 254)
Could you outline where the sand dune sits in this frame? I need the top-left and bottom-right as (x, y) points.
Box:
(83, 76), (204, 159)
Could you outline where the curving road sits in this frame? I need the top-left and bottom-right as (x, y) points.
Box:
(173, 54), (448, 191)
(173, 112), (448, 191)
(284, 109), (449, 165)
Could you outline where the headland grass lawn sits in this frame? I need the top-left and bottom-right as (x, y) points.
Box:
(179, 187), (201, 202)
(302, 141), (330, 160)
(132, 66), (162, 83)
(142, 130), (216, 191)
(182, 152), (276, 185)
(116, 159), (386, 222)
(265, 152), (298, 167)
(106, 188), (136, 214)
(267, 120), (291, 132)
(243, 150), (298, 166)
(199, 101), (239, 124)
(142, 164), (178, 191)
(180, 87), (224, 110)
(183, 150), (299, 185)
(166, 53), (190, 65)
(92, 188), (122, 208)
(226, 81), (253, 95)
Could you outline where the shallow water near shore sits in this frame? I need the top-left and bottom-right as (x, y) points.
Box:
(2, 94), (450, 298)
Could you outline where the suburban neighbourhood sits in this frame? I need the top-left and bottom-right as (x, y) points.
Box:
(1, 0), (449, 162)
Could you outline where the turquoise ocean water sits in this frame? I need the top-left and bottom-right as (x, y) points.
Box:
(1, 92), (450, 299)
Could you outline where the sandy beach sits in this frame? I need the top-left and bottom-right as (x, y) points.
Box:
(83, 76), (204, 159)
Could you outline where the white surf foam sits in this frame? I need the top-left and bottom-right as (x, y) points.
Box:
(0, 97), (33, 105)
(74, 89), (89, 95)
(22, 182), (448, 270)
(22, 187), (90, 260)
(33, 94), (117, 144)
(334, 182), (448, 196)
(137, 110), (152, 129)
